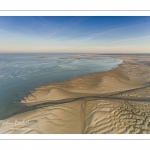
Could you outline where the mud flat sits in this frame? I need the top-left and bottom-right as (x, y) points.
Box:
(1, 54), (150, 134)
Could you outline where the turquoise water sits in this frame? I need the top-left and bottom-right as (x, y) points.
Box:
(0, 53), (123, 119)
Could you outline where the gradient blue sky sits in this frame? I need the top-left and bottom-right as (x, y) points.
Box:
(0, 16), (150, 53)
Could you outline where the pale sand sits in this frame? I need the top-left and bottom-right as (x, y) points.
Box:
(0, 55), (150, 134)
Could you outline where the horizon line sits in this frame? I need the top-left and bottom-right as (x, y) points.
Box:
(0, 52), (150, 54)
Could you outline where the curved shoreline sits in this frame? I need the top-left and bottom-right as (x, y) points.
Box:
(0, 55), (122, 120)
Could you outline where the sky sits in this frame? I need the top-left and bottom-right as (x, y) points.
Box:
(0, 16), (150, 53)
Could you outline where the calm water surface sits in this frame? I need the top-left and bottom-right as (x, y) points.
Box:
(0, 53), (123, 119)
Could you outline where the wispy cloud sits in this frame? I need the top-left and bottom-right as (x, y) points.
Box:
(101, 35), (150, 46)
(0, 16), (150, 53)
(68, 21), (150, 43)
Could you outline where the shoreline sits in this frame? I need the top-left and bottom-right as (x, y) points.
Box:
(21, 59), (148, 107)
(1, 55), (150, 133)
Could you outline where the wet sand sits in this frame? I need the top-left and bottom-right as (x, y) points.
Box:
(1, 54), (150, 134)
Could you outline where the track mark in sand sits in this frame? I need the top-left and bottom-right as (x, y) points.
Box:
(83, 99), (150, 134)
(1, 98), (150, 134)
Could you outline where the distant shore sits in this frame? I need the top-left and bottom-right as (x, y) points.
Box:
(1, 55), (150, 134)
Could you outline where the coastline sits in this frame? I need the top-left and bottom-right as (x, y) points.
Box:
(1, 55), (150, 133)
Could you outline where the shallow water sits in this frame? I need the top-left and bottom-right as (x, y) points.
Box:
(0, 53), (123, 119)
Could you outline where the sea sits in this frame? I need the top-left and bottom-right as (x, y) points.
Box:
(0, 53), (123, 119)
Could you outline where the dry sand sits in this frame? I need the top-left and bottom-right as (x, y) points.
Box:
(0, 54), (150, 134)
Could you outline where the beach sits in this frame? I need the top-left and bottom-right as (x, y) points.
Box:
(0, 54), (150, 134)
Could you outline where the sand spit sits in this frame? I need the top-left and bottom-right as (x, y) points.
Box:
(1, 55), (150, 134)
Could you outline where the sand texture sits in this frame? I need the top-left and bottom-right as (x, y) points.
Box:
(1, 55), (150, 134)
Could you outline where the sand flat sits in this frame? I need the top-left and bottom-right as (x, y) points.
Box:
(1, 55), (150, 134)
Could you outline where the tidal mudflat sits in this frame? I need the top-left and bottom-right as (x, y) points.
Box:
(1, 54), (150, 134)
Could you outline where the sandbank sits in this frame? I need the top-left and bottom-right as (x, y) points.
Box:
(0, 54), (150, 134)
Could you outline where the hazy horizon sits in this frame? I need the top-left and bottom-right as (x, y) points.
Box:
(1, 52), (150, 54)
(0, 16), (150, 53)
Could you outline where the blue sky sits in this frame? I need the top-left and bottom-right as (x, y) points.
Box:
(0, 16), (150, 53)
